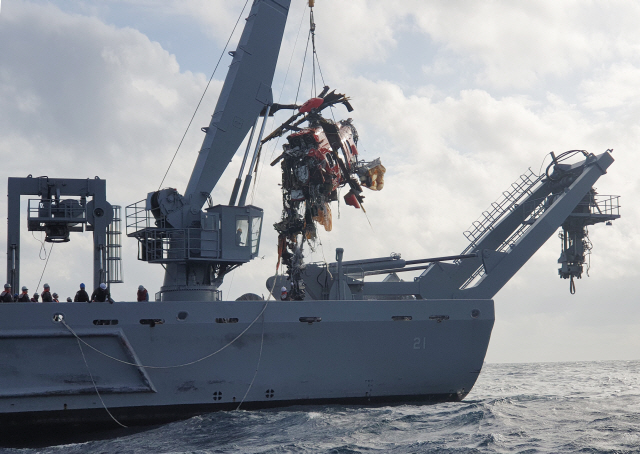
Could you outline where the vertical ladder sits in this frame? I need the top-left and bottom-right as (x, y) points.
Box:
(106, 205), (124, 284)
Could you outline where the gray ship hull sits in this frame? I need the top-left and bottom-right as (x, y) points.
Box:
(0, 298), (493, 435)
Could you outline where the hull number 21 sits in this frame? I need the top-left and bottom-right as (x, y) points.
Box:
(413, 337), (427, 349)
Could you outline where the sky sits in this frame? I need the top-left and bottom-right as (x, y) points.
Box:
(0, 0), (638, 364)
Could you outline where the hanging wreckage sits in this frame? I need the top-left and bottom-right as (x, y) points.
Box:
(263, 88), (386, 300)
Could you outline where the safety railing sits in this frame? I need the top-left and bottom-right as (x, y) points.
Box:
(463, 169), (543, 246)
(459, 193), (621, 290)
(27, 198), (86, 224)
(130, 227), (220, 263)
(125, 199), (161, 234)
(575, 194), (620, 217)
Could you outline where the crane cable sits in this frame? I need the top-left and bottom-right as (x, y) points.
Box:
(249, 3), (309, 203)
(157, 0), (251, 190)
(35, 242), (54, 295)
(250, 2), (329, 204)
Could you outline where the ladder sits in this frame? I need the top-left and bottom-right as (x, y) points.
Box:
(106, 205), (124, 283)
(461, 168), (543, 255)
(458, 169), (545, 289)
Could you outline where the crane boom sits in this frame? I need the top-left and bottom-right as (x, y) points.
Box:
(181, 0), (291, 223)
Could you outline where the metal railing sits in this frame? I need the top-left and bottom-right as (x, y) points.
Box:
(575, 194), (620, 217)
(131, 227), (220, 262)
(463, 169), (543, 247)
(27, 198), (86, 224)
(125, 199), (160, 234)
(459, 193), (621, 290)
(457, 169), (546, 290)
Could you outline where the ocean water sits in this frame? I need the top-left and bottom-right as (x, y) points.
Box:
(3, 360), (640, 453)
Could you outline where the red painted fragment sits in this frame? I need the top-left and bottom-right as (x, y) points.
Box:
(299, 97), (324, 113)
(344, 191), (360, 209)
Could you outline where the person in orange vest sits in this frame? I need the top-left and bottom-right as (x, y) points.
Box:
(137, 285), (149, 301)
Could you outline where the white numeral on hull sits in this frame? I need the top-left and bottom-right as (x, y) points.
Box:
(413, 337), (427, 349)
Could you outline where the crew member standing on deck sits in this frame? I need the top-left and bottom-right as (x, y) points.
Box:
(74, 283), (89, 302)
(41, 284), (53, 302)
(91, 283), (111, 303)
(1, 284), (13, 302)
(52, 293), (60, 303)
(137, 285), (149, 301)
(31, 292), (39, 302)
(17, 286), (30, 302)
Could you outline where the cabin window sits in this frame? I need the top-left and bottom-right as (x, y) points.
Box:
(235, 217), (248, 246)
(201, 212), (217, 231)
(251, 217), (262, 254)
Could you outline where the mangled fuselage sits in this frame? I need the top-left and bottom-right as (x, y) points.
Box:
(272, 112), (385, 300)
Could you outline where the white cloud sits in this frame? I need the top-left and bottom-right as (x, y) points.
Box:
(580, 62), (640, 110)
(393, 1), (640, 91)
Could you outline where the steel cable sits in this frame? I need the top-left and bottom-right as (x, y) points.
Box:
(158, 0), (251, 190)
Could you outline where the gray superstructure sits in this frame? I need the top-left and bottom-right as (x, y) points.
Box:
(0, 0), (620, 443)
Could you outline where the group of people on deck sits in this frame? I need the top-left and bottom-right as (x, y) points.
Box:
(1, 283), (59, 302)
(0, 282), (150, 303)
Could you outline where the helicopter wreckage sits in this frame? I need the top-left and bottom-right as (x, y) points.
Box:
(263, 87), (386, 300)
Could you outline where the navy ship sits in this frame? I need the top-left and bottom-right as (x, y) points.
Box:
(0, 0), (620, 443)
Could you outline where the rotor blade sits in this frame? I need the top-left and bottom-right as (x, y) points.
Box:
(260, 103), (300, 116)
(262, 111), (304, 143)
(317, 86), (330, 98)
(342, 100), (354, 112)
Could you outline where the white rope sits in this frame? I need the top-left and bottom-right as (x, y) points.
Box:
(236, 312), (265, 410)
(59, 299), (269, 369)
(75, 337), (127, 428)
(236, 268), (281, 409)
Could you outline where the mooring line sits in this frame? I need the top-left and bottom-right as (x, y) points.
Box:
(75, 336), (127, 428)
(59, 299), (269, 369)
(236, 311), (266, 411)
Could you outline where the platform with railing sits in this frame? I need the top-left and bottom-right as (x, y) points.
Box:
(125, 200), (263, 265)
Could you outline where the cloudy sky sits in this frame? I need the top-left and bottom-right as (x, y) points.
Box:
(1, 0), (638, 364)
